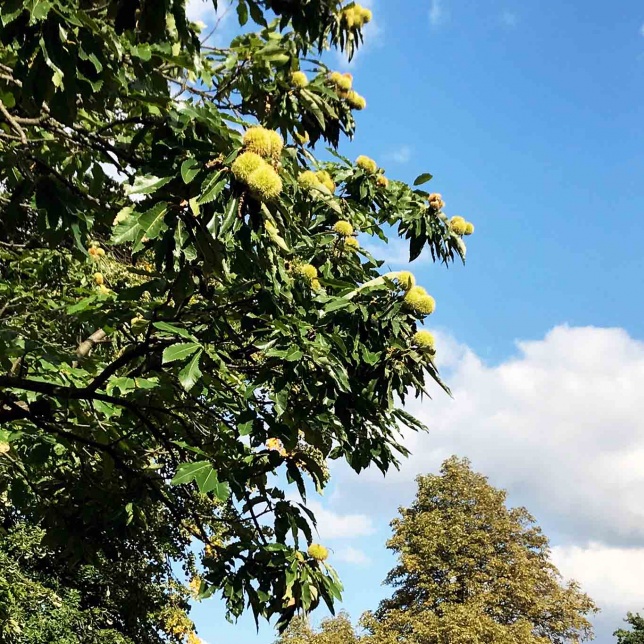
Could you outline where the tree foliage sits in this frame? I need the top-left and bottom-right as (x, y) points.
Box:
(0, 521), (176, 644)
(362, 457), (598, 644)
(0, 0), (473, 641)
(275, 612), (359, 644)
(615, 613), (644, 644)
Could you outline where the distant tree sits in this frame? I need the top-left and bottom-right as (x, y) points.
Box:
(275, 612), (359, 644)
(615, 612), (644, 644)
(0, 522), (179, 644)
(362, 457), (598, 644)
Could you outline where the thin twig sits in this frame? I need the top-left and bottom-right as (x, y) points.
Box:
(0, 73), (22, 87)
(0, 99), (27, 144)
(200, 1), (234, 46)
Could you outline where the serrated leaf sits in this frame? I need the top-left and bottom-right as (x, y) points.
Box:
(162, 342), (200, 364)
(218, 197), (239, 236)
(1, 0), (24, 26)
(284, 346), (303, 362)
(28, 0), (52, 21)
(130, 43), (151, 61)
(171, 460), (208, 486)
(171, 460), (230, 499)
(153, 322), (195, 340)
(198, 171), (226, 205)
(323, 298), (354, 313)
(138, 202), (168, 239)
(126, 175), (171, 196)
(111, 206), (141, 243)
(181, 158), (201, 184)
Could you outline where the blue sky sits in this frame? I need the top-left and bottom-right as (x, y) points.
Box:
(186, 1), (644, 643)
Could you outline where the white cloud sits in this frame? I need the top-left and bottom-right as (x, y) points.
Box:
(415, 326), (644, 546)
(187, 0), (234, 45)
(305, 499), (375, 540)
(429, 0), (447, 27)
(325, 325), (644, 633)
(552, 543), (644, 611)
(387, 145), (412, 164)
(186, 0), (226, 23)
(334, 546), (372, 565)
(360, 239), (407, 266)
(500, 11), (518, 28)
(333, 325), (644, 548)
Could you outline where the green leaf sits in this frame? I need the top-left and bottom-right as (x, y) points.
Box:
(126, 175), (172, 196)
(138, 202), (168, 239)
(153, 322), (195, 340)
(237, 0), (249, 26)
(0, 0), (23, 26)
(181, 158), (201, 184)
(162, 342), (201, 364)
(284, 346), (303, 362)
(171, 460), (208, 486)
(326, 362), (351, 392)
(299, 90), (325, 129)
(133, 377), (159, 390)
(219, 197), (239, 236)
(179, 349), (202, 391)
(198, 171), (226, 205)
(238, 420), (253, 436)
(130, 43), (152, 61)
(413, 173), (433, 186)
(189, 197), (200, 216)
(195, 465), (222, 495)
(107, 377), (136, 394)
(171, 460), (230, 499)
(0, 90), (15, 108)
(247, 0), (267, 25)
(66, 296), (97, 314)
(323, 298), (354, 313)
(27, 0), (51, 21)
(111, 206), (141, 244)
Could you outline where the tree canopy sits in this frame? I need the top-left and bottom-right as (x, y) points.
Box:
(275, 612), (359, 644)
(361, 457), (598, 644)
(0, 0), (474, 641)
(615, 613), (644, 644)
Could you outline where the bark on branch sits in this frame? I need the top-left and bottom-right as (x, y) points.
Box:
(76, 329), (107, 358)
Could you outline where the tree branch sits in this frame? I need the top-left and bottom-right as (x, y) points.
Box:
(0, 397), (29, 423)
(77, 329), (107, 358)
(85, 341), (157, 392)
(0, 99), (27, 144)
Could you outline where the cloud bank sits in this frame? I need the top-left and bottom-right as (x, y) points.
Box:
(325, 325), (644, 637)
